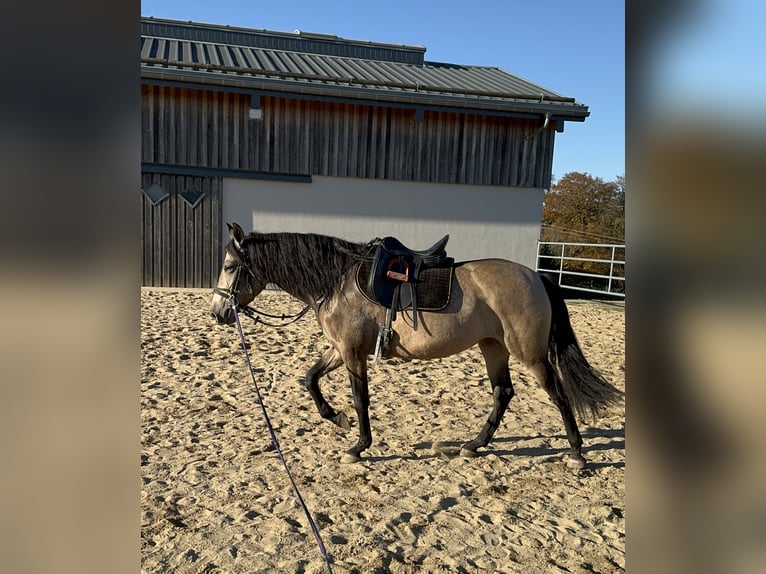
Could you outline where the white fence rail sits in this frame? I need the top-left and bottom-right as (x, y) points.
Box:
(536, 241), (625, 298)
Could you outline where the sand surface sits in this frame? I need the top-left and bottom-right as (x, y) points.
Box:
(141, 289), (625, 573)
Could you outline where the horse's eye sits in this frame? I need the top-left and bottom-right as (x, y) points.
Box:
(224, 265), (236, 273)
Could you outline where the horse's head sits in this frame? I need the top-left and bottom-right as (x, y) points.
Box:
(210, 223), (266, 325)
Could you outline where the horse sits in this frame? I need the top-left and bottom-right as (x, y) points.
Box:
(210, 223), (622, 469)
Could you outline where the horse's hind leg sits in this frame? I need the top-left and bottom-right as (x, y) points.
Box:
(528, 359), (586, 469)
(461, 339), (515, 458)
(305, 348), (350, 430)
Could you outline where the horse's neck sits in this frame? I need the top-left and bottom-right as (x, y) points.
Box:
(261, 263), (320, 308)
(253, 236), (357, 306)
(283, 285), (317, 307)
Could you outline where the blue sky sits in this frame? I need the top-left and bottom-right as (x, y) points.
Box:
(141, 0), (625, 184)
(647, 0), (766, 127)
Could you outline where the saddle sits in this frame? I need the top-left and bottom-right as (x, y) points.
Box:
(355, 235), (454, 361)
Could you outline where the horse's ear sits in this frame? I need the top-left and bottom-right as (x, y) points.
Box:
(227, 222), (246, 248)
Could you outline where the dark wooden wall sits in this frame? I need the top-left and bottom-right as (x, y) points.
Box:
(141, 84), (556, 287)
(142, 85), (555, 187)
(141, 172), (221, 287)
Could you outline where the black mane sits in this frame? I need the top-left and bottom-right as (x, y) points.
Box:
(236, 231), (369, 302)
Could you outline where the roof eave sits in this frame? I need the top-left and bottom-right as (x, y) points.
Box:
(141, 67), (590, 122)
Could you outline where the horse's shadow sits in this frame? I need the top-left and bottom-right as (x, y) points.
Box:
(488, 427), (624, 469)
(365, 427), (625, 470)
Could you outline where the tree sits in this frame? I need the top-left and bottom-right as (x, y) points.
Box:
(539, 172), (625, 293)
(542, 172), (624, 243)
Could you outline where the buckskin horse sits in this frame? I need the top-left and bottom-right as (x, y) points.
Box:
(210, 223), (622, 469)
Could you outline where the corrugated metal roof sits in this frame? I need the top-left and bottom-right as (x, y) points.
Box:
(140, 17), (589, 121)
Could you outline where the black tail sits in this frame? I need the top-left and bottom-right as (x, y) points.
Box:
(539, 274), (623, 420)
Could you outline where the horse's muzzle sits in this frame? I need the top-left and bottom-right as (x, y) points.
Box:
(210, 309), (235, 325)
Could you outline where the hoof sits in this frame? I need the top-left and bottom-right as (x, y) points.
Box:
(432, 441), (460, 459)
(459, 446), (480, 459)
(341, 452), (362, 464)
(566, 454), (587, 470)
(333, 412), (351, 431)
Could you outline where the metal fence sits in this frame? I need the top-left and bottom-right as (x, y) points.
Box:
(536, 241), (625, 298)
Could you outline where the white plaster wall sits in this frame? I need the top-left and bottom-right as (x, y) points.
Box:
(222, 176), (543, 268)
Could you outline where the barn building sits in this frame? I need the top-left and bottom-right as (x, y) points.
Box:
(140, 17), (589, 287)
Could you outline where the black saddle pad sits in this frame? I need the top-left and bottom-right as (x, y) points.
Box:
(355, 259), (454, 311)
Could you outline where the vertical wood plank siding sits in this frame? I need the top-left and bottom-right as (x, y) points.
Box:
(141, 85), (555, 286)
(141, 172), (221, 287)
(141, 85), (554, 187)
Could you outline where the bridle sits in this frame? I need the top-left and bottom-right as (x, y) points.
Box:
(212, 241), (255, 302)
(212, 240), (316, 327)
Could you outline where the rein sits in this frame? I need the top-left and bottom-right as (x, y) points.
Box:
(238, 301), (316, 327)
(228, 294), (333, 573)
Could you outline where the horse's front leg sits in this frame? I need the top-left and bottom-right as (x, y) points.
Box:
(304, 348), (349, 430)
(340, 354), (371, 464)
